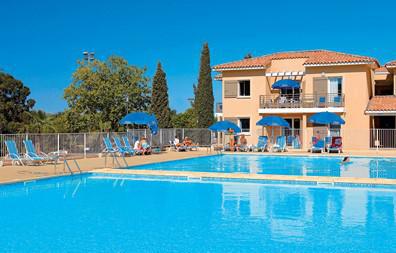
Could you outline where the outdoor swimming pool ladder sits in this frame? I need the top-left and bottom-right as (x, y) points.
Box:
(63, 159), (82, 175)
(104, 152), (129, 169)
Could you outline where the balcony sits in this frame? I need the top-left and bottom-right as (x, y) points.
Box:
(259, 93), (345, 111)
(216, 102), (223, 113)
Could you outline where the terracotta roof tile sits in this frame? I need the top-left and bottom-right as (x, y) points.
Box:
(366, 96), (396, 112)
(213, 50), (378, 70)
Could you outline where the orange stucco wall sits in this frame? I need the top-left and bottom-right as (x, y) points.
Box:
(219, 59), (375, 150)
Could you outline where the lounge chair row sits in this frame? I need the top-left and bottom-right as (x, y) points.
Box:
(103, 136), (156, 156)
(311, 136), (342, 153)
(169, 141), (198, 152)
(5, 140), (59, 166)
(220, 136), (290, 153)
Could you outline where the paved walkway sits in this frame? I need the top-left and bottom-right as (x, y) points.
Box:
(0, 148), (395, 185)
(0, 150), (211, 185)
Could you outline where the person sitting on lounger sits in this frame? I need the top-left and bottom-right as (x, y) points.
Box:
(174, 136), (180, 146)
(183, 136), (192, 146)
(134, 138), (143, 155)
(237, 134), (249, 152)
(140, 137), (152, 155)
(172, 136), (186, 151)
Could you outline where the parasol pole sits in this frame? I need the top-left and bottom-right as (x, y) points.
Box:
(328, 123), (331, 137)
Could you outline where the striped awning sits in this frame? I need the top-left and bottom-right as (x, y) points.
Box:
(265, 71), (304, 77)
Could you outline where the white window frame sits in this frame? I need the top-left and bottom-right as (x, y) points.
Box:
(237, 80), (251, 98)
(327, 77), (343, 95)
(238, 117), (251, 134)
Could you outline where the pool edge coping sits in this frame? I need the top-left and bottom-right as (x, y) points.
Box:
(91, 168), (396, 187)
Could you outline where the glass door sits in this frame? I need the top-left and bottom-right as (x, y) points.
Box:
(283, 118), (301, 148)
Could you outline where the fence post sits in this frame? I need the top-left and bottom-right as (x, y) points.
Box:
(182, 128), (185, 140)
(84, 133), (87, 159)
(57, 133), (60, 153)
(159, 129), (163, 146)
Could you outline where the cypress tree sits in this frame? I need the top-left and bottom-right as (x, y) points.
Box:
(194, 43), (214, 128)
(151, 62), (172, 128)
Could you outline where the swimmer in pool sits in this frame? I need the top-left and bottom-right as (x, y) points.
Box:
(341, 156), (351, 164)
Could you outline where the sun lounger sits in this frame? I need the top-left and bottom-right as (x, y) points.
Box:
(113, 136), (134, 155)
(289, 136), (301, 149)
(103, 137), (118, 154)
(253, 136), (268, 152)
(176, 145), (187, 152)
(272, 136), (286, 152)
(212, 144), (224, 152)
(224, 143), (232, 151)
(187, 143), (198, 151)
(238, 145), (249, 152)
(23, 139), (58, 163)
(311, 137), (325, 153)
(328, 136), (343, 153)
(4, 140), (28, 166)
(169, 140), (187, 152)
(122, 136), (143, 155)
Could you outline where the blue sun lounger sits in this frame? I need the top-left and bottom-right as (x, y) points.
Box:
(253, 136), (268, 152)
(311, 137), (325, 153)
(113, 136), (134, 155)
(5, 140), (27, 166)
(272, 136), (286, 152)
(103, 137), (118, 154)
(5, 140), (42, 165)
(122, 136), (143, 155)
(23, 139), (58, 163)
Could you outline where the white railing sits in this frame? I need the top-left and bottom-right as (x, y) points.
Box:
(1, 128), (395, 157)
(0, 128), (212, 158)
(370, 129), (396, 149)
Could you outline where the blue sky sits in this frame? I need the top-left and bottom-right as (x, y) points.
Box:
(1, 0), (396, 113)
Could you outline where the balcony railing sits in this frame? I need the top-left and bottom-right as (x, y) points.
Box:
(370, 129), (396, 149)
(216, 102), (223, 113)
(259, 93), (344, 109)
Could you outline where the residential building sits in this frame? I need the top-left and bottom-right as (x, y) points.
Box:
(213, 50), (396, 150)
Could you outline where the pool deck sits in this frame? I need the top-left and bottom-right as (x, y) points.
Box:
(0, 148), (395, 186)
(0, 150), (211, 185)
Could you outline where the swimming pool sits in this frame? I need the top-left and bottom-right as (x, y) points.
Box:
(131, 155), (396, 179)
(0, 174), (395, 252)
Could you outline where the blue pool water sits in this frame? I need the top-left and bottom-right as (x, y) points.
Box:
(0, 174), (396, 252)
(131, 155), (396, 179)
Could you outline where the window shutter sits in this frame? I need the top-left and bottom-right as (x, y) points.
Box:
(313, 77), (328, 95)
(224, 81), (238, 98)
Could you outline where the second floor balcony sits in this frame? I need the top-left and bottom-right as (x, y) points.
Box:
(259, 93), (345, 109)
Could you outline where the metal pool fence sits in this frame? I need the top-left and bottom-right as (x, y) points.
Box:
(0, 128), (212, 159)
(1, 128), (395, 158)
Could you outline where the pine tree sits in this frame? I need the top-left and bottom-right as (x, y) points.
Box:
(150, 62), (172, 128)
(194, 43), (214, 128)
